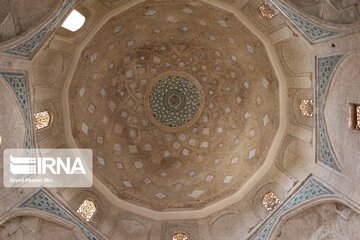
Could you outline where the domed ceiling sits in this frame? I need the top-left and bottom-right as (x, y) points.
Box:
(69, 2), (279, 211)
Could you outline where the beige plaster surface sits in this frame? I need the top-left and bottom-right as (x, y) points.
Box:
(61, 0), (288, 219)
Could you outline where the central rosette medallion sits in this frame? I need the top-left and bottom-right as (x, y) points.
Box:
(145, 72), (205, 131)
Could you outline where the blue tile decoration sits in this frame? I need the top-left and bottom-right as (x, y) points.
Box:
(20, 189), (99, 240)
(270, 0), (337, 42)
(0, 72), (33, 148)
(316, 55), (343, 172)
(250, 177), (334, 240)
(3, 0), (76, 58)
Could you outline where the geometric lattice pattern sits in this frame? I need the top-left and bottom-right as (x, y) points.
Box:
(173, 232), (189, 240)
(258, 3), (277, 20)
(77, 199), (97, 221)
(316, 55), (343, 172)
(20, 189), (99, 240)
(34, 111), (51, 130)
(3, 0), (75, 59)
(271, 0), (337, 42)
(251, 177), (334, 240)
(262, 192), (280, 212)
(149, 75), (201, 128)
(0, 72), (33, 148)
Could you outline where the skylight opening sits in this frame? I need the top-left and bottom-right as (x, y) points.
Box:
(61, 10), (85, 32)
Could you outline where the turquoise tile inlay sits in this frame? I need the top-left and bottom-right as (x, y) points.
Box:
(20, 189), (99, 240)
(3, 0), (76, 58)
(316, 55), (343, 172)
(271, 0), (337, 42)
(250, 177), (334, 240)
(0, 72), (33, 148)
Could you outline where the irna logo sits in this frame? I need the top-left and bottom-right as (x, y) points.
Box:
(9, 155), (86, 175)
(4, 149), (92, 188)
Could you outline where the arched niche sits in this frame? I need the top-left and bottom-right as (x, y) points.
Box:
(0, 211), (87, 240)
(289, 89), (313, 128)
(282, 138), (313, 179)
(251, 180), (286, 219)
(109, 218), (150, 240)
(277, 37), (314, 75)
(324, 51), (360, 181)
(272, 199), (360, 240)
(210, 211), (247, 240)
(68, 190), (105, 226)
(0, 0), (60, 44)
(283, 0), (360, 26)
(162, 222), (199, 240)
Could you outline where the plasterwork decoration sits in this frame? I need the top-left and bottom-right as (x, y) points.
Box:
(0, 71), (33, 148)
(20, 189), (99, 240)
(250, 177), (334, 240)
(270, 0), (337, 42)
(316, 55), (343, 172)
(3, 0), (76, 58)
